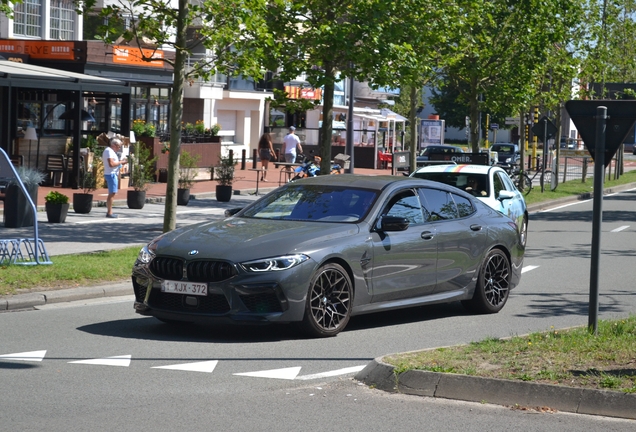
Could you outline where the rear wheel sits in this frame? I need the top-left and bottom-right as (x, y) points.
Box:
(462, 249), (510, 314)
(541, 170), (553, 190)
(301, 263), (352, 337)
(519, 215), (528, 248)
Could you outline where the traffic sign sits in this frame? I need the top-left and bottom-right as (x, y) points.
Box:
(565, 100), (636, 166)
(531, 116), (557, 142)
(490, 123), (499, 130)
(505, 117), (519, 125)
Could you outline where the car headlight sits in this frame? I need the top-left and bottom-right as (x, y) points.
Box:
(137, 236), (161, 264)
(505, 157), (512, 163)
(240, 254), (309, 272)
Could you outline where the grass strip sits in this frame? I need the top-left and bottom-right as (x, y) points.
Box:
(0, 245), (142, 296)
(384, 316), (636, 393)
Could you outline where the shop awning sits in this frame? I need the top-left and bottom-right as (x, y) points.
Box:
(0, 59), (130, 93)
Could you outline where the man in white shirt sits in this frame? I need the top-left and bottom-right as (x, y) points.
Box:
(282, 126), (302, 163)
(102, 137), (128, 218)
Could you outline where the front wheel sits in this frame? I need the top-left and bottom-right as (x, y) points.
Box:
(512, 173), (532, 195)
(301, 263), (352, 337)
(541, 170), (553, 190)
(462, 249), (510, 314)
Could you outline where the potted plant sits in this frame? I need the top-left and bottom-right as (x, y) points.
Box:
(4, 167), (45, 228)
(214, 153), (237, 202)
(73, 169), (96, 214)
(177, 150), (201, 205)
(44, 190), (70, 223)
(127, 143), (158, 209)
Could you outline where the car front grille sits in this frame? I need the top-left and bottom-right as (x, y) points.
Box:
(149, 256), (237, 282)
(148, 291), (231, 314)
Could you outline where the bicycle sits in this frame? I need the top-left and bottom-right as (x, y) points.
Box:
(508, 163), (552, 195)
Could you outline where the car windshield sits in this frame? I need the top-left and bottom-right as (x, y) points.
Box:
(492, 145), (516, 154)
(419, 146), (460, 156)
(412, 172), (490, 196)
(240, 185), (378, 222)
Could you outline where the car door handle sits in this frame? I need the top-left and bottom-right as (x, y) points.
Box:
(470, 224), (482, 231)
(421, 231), (434, 240)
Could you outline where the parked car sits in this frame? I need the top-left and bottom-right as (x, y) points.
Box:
(417, 145), (464, 164)
(490, 143), (520, 166)
(131, 175), (524, 337)
(410, 164), (528, 247)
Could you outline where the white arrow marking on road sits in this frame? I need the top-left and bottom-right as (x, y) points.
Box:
(69, 355), (131, 367)
(234, 366), (302, 380)
(521, 265), (539, 274)
(295, 365), (366, 380)
(611, 226), (629, 233)
(152, 360), (218, 373)
(0, 350), (47, 362)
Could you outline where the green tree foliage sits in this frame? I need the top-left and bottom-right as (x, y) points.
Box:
(95, 0), (270, 232)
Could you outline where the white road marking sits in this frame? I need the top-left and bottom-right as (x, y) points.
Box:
(0, 350), (47, 362)
(611, 226), (630, 233)
(234, 366), (301, 380)
(521, 265), (539, 274)
(295, 365), (366, 380)
(152, 360), (218, 373)
(69, 355), (131, 367)
(540, 200), (591, 212)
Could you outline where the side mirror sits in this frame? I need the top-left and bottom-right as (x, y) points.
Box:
(498, 190), (515, 201)
(224, 208), (243, 217)
(376, 215), (410, 232)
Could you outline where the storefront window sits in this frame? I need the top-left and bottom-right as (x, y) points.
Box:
(13, 0), (42, 37)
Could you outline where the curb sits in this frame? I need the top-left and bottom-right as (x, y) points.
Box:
(0, 281), (131, 311)
(355, 358), (636, 420)
(526, 181), (636, 213)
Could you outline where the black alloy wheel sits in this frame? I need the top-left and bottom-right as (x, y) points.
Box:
(301, 263), (352, 337)
(462, 249), (510, 314)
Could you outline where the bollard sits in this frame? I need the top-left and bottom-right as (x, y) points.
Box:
(241, 149), (246, 170)
(252, 149), (258, 169)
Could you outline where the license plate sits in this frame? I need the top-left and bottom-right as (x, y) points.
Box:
(161, 280), (208, 296)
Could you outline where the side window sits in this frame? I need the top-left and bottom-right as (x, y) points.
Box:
(382, 190), (424, 225)
(418, 188), (458, 221)
(493, 173), (505, 197)
(500, 172), (516, 191)
(452, 193), (475, 218)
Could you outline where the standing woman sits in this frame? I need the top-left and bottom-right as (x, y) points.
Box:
(258, 133), (275, 181)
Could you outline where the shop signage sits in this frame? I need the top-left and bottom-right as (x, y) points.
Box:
(0, 40), (76, 61)
(113, 45), (165, 68)
(284, 85), (323, 100)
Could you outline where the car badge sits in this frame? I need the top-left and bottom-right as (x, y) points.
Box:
(188, 250), (199, 256)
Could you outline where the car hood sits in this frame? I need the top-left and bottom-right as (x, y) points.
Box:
(152, 217), (361, 262)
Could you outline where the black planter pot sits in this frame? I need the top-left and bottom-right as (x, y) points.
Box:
(127, 190), (146, 209)
(215, 184), (233, 202)
(177, 188), (190, 206)
(4, 184), (38, 228)
(72, 193), (93, 214)
(45, 202), (69, 223)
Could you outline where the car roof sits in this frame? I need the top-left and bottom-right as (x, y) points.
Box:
(287, 173), (470, 194)
(412, 164), (497, 175)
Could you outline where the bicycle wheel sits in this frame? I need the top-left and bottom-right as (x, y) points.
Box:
(541, 170), (553, 189)
(512, 173), (532, 195)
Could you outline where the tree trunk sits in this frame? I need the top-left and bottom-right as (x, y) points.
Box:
(409, 86), (418, 173)
(162, 0), (189, 233)
(319, 62), (335, 175)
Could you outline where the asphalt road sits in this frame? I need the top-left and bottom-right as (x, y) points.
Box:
(1, 187), (635, 430)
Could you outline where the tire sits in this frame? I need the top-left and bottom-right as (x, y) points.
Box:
(512, 173), (532, 195)
(519, 215), (528, 248)
(301, 263), (352, 337)
(462, 249), (510, 314)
